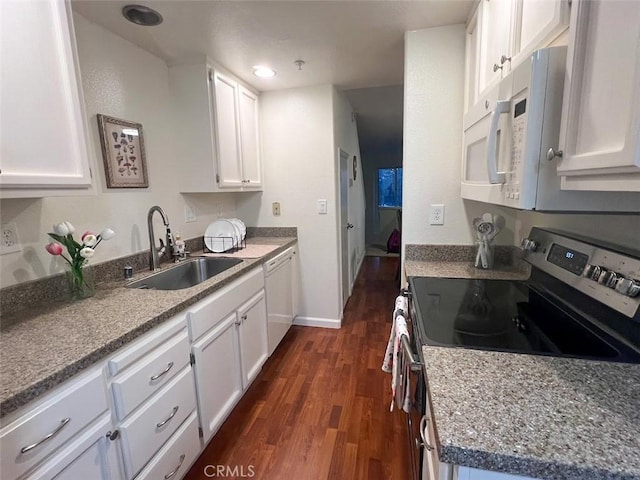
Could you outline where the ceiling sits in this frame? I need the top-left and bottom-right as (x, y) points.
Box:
(72, 1), (473, 162)
(72, 0), (473, 92)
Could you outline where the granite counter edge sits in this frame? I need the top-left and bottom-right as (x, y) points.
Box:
(438, 445), (639, 480)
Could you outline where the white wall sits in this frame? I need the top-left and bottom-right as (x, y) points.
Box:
(403, 26), (514, 252)
(236, 85), (343, 326)
(333, 88), (366, 289)
(0, 14), (236, 288)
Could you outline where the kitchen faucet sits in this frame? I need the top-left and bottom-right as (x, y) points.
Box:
(147, 206), (174, 271)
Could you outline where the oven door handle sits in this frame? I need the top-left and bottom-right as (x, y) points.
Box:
(401, 334), (423, 372)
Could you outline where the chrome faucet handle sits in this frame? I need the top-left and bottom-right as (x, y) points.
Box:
(157, 238), (166, 257)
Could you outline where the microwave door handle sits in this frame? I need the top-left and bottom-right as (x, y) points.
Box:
(486, 100), (510, 184)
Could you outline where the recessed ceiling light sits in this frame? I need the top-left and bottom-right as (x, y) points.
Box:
(253, 66), (276, 78)
(122, 5), (163, 26)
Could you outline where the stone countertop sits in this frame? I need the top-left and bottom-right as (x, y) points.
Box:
(422, 346), (640, 480)
(0, 237), (297, 418)
(405, 260), (530, 281)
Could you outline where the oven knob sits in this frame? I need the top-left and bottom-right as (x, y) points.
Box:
(599, 270), (619, 288)
(586, 265), (603, 281)
(615, 278), (640, 297)
(520, 238), (538, 252)
(583, 264), (598, 278)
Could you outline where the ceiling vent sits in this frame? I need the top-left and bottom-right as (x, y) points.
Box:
(122, 5), (163, 26)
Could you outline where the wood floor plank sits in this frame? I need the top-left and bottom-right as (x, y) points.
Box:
(184, 257), (411, 480)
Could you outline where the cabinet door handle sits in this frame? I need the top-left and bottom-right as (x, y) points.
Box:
(164, 454), (186, 479)
(241, 314), (248, 322)
(20, 417), (71, 454)
(493, 63), (503, 72)
(156, 406), (179, 429)
(150, 361), (174, 381)
(419, 415), (435, 451)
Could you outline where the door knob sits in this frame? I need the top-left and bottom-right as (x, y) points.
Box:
(346, 223), (354, 229)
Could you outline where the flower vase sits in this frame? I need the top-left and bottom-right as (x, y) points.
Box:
(66, 262), (95, 300)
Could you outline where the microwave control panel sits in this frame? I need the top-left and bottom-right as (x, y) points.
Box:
(507, 97), (527, 203)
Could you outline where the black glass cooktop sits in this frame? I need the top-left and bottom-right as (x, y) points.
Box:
(408, 276), (640, 363)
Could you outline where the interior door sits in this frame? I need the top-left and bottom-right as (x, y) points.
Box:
(339, 149), (351, 309)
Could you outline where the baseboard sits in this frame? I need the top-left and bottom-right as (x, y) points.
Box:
(293, 316), (342, 329)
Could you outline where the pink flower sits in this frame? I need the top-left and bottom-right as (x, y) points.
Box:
(45, 242), (63, 256)
(81, 231), (94, 241)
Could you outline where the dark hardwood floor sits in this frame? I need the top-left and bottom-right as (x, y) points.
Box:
(184, 256), (411, 480)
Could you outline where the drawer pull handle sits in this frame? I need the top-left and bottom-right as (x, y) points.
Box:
(150, 361), (174, 381)
(20, 417), (71, 454)
(164, 454), (186, 479)
(156, 406), (179, 429)
(419, 415), (435, 451)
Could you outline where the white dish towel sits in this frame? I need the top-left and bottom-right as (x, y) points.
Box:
(382, 295), (411, 413)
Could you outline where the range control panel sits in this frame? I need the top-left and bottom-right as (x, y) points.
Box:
(522, 228), (640, 319)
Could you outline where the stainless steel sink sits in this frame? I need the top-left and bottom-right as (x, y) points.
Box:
(126, 257), (243, 290)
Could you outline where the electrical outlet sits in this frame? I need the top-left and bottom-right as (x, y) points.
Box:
(184, 204), (197, 223)
(0, 223), (22, 254)
(272, 201), (281, 216)
(429, 204), (445, 225)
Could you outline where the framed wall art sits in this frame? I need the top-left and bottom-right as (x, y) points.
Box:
(97, 114), (149, 188)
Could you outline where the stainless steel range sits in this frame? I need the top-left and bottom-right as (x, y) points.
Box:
(403, 227), (640, 480)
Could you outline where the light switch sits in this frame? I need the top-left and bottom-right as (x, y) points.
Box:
(317, 199), (327, 215)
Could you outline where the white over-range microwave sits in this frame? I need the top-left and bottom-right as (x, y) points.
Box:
(461, 46), (638, 212)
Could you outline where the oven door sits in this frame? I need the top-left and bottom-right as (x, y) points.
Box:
(402, 295), (427, 480)
(404, 335), (425, 480)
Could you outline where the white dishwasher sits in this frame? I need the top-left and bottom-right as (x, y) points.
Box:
(264, 247), (294, 355)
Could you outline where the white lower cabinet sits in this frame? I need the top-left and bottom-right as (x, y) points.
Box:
(187, 267), (268, 444)
(1, 265), (275, 480)
(454, 467), (538, 480)
(238, 291), (268, 388)
(191, 313), (243, 443)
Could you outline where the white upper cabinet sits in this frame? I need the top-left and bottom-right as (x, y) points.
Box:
(0, 0), (94, 198)
(556, 0), (640, 192)
(465, 0), (569, 114)
(169, 63), (262, 193)
(478, 0), (514, 95)
(212, 70), (243, 188)
(515, 0), (570, 62)
(237, 86), (262, 187)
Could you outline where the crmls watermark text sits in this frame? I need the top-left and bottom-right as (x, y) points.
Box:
(203, 465), (256, 478)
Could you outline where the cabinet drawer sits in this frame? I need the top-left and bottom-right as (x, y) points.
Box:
(135, 411), (200, 480)
(119, 366), (196, 479)
(24, 414), (119, 480)
(0, 369), (108, 480)
(107, 315), (187, 377)
(188, 267), (263, 341)
(111, 330), (190, 420)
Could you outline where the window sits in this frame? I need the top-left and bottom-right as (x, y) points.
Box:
(378, 167), (402, 207)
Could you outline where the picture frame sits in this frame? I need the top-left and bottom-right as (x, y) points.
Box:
(97, 114), (149, 188)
